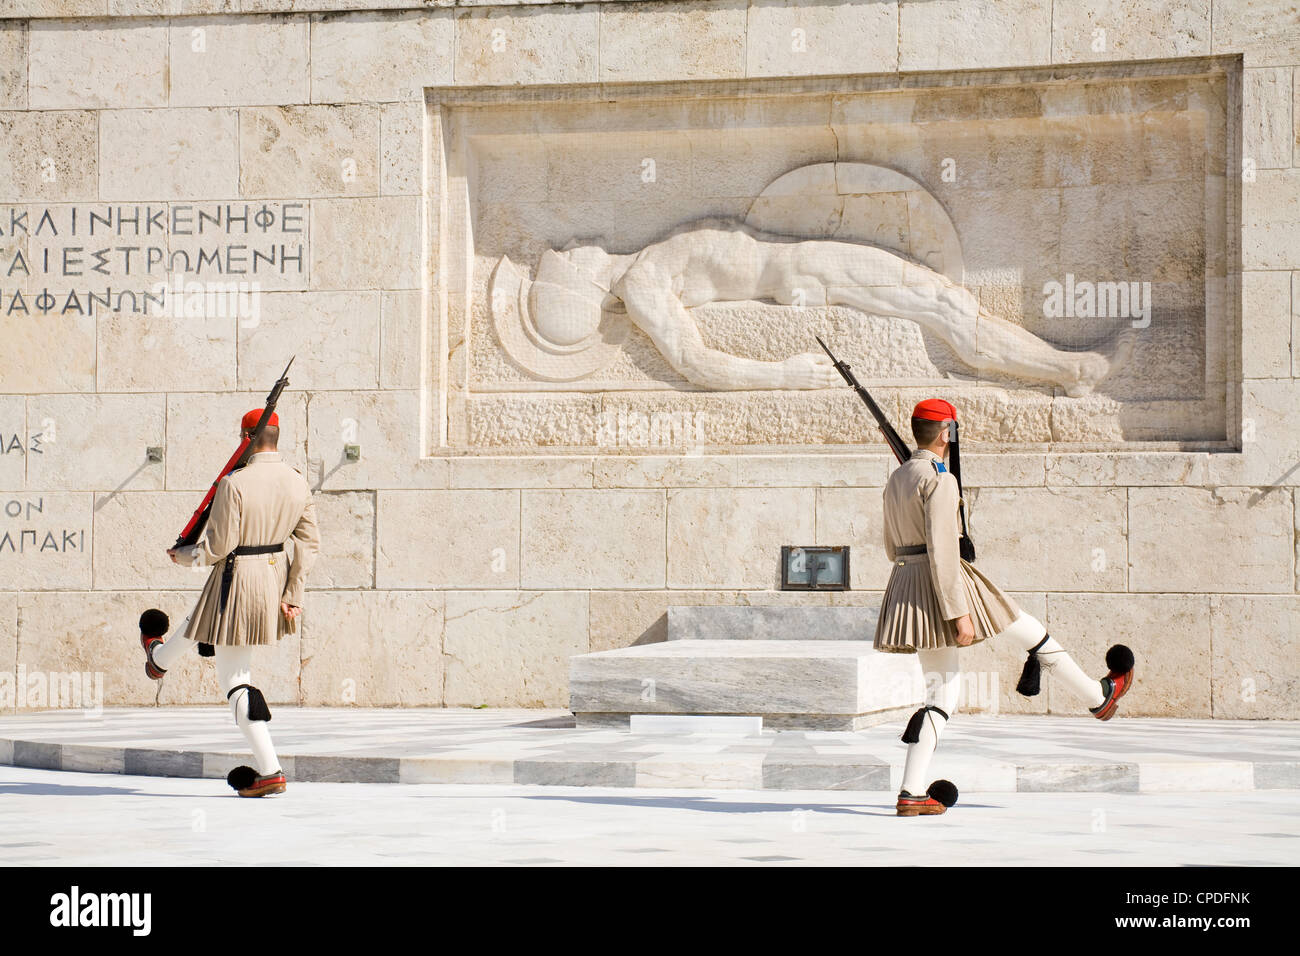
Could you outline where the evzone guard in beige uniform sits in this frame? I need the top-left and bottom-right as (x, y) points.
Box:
(138, 409), (320, 798)
(875, 399), (1135, 816)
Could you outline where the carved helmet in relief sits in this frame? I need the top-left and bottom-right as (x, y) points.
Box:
(489, 241), (631, 382)
(527, 246), (619, 346)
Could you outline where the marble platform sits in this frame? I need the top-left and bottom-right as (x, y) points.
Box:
(569, 639), (919, 730)
(1, 709), (1296, 793)
(666, 605), (879, 641)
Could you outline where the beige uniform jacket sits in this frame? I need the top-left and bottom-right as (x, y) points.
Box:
(882, 448), (969, 620)
(177, 451), (320, 646)
(874, 447), (1020, 652)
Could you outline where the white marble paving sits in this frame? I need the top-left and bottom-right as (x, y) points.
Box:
(0, 708), (1296, 793)
(1, 766), (1297, 867)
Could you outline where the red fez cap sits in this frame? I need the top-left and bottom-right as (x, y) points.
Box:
(912, 399), (957, 422)
(241, 409), (278, 430)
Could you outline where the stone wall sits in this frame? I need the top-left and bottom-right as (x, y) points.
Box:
(0, 0), (1296, 719)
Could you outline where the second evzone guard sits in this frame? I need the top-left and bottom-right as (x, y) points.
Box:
(139, 409), (320, 798)
(875, 399), (1136, 816)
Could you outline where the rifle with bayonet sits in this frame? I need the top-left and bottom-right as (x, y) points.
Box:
(815, 335), (910, 463)
(173, 356), (295, 548)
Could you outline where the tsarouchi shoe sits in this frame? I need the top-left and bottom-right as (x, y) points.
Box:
(139, 609), (170, 680)
(140, 635), (166, 680)
(227, 766), (288, 798)
(1090, 644), (1136, 721)
(896, 780), (958, 816)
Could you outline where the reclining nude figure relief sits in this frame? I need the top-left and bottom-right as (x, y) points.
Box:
(507, 221), (1134, 397)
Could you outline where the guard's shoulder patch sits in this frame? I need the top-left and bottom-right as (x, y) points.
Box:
(932, 460), (948, 474)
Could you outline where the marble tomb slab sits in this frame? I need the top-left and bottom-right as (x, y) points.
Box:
(569, 639), (919, 731)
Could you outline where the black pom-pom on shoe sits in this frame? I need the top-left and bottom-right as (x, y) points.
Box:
(227, 765), (258, 791)
(927, 779), (958, 808)
(139, 608), (170, 638)
(1106, 644), (1135, 675)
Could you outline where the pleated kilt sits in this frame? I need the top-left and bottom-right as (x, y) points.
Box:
(183, 551), (293, 647)
(873, 551), (1021, 653)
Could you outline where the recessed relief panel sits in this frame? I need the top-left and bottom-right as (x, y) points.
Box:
(426, 63), (1236, 453)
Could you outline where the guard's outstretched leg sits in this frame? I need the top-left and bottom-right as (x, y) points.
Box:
(1001, 612), (1136, 718)
(216, 645), (286, 798)
(140, 608), (202, 678)
(897, 646), (961, 816)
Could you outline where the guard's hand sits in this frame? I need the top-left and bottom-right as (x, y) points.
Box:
(166, 548), (183, 566)
(954, 614), (975, 646)
(281, 602), (301, 623)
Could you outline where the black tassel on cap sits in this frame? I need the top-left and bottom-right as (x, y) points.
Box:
(948, 423), (977, 563)
(927, 779), (959, 808)
(1016, 635), (1051, 697)
(227, 765), (258, 791)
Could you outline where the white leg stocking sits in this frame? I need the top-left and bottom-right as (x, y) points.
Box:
(900, 646), (962, 795)
(151, 614), (196, 671)
(997, 612), (1105, 710)
(215, 645), (281, 776)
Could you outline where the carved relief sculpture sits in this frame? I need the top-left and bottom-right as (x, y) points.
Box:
(490, 164), (1134, 398)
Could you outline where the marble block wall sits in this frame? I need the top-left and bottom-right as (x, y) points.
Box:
(0, 1), (1296, 720)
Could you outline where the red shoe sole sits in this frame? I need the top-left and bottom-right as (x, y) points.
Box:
(238, 777), (287, 798)
(897, 801), (947, 816)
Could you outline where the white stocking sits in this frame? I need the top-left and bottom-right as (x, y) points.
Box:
(215, 645), (281, 776)
(900, 646), (962, 795)
(151, 614), (196, 671)
(997, 612), (1105, 709)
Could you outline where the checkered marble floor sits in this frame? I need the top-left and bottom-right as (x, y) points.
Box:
(1, 767), (1297, 866)
(1, 708), (1296, 792)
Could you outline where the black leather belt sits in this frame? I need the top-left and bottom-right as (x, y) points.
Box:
(234, 544), (284, 557)
(219, 543), (285, 614)
(896, 544), (928, 556)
